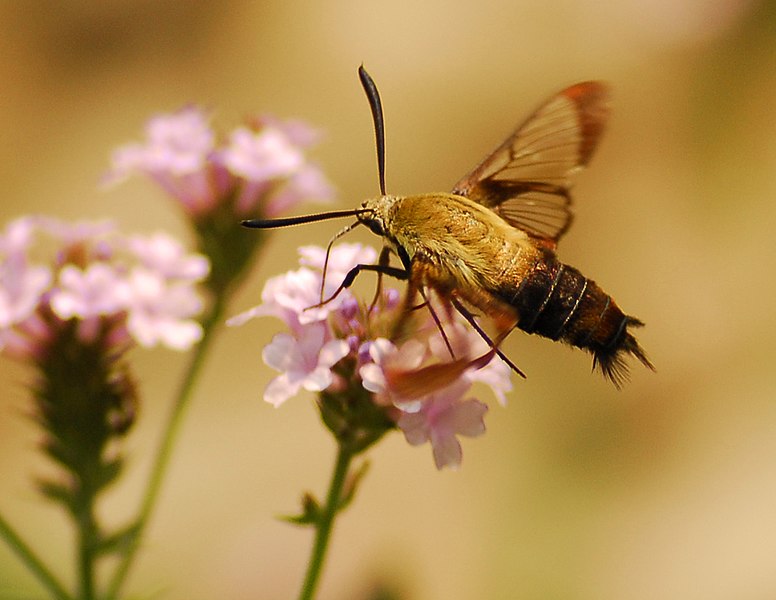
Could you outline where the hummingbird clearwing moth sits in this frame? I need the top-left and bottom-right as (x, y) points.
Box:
(244, 67), (654, 386)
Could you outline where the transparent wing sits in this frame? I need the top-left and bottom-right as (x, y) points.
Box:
(451, 81), (610, 245)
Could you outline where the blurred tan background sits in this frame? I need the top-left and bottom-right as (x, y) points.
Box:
(2, 1), (776, 599)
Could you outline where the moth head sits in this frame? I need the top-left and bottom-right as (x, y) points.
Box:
(358, 195), (398, 238)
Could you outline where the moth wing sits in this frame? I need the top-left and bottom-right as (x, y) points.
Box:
(451, 81), (610, 246)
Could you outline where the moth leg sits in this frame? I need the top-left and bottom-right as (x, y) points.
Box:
(309, 262), (409, 309)
(389, 271), (422, 341)
(408, 301), (429, 312)
(388, 258), (455, 358)
(418, 287), (455, 360)
(451, 297), (526, 379)
(367, 246), (392, 315)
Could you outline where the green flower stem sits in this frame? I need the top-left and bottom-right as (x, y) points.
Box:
(297, 442), (354, 600)
(77, 504), (96, 600)
(105, 294), (227, 600)
(0, 513), (74, 600)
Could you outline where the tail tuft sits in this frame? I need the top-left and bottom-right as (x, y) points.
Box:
(591, 317), (655, 388)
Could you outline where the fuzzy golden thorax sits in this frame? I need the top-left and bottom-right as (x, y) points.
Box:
(358, 192), (536, 292)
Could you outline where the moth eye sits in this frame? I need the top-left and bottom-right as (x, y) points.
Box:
(364, 218), (384, 236)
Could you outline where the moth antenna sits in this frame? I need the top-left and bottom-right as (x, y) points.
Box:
(358, 65), (387, 195)
(320, 221), (363, 302)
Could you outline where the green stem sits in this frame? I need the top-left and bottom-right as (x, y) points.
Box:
(0, 513), (75, 600)
(77, 505), (96, 600)
(297, 443), (354, 600)
(105, 294), (227, 600)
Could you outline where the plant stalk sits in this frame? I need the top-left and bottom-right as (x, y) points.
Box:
(0, 513), (75, 600)
(297, 442), (354, 600)
(105, 295), (227, 600)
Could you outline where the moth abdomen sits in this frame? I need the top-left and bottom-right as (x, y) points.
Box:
(500, 250), (653, 386)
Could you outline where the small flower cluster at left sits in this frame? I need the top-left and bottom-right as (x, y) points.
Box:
(105, 106), (334, 220)
(0, 215), (208, 359)
(230, 244), (513, 469)
(104, 106), (334, 299)
(0, 214), (209, 537)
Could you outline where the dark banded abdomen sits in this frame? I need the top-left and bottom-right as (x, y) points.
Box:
(497, 248), (653, 386)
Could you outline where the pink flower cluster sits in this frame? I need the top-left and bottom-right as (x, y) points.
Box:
(0, 216), (208, 358)
(106, 107), (335, 218)
(229, 244), (512, 469)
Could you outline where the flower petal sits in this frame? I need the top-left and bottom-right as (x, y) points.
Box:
(264, 373), (301, 407)
(430, 433), (463, 470)
(262, 333), (296, 372)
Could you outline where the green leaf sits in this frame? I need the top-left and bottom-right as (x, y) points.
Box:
(36, 479), (74, 512)
(95, 521), (141, 556)
(338, 460), (370, 512)
(95, 457), (124, 490)
(277, 492), (321, 526)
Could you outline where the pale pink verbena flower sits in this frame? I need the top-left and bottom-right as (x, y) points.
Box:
(108, 106), (219, 215)
(221, 123), (335, 216)
(230, 243), (377, 407)
(396, 379), (488, 470)
(262, 322), (349, 407)
(234, 242), (513, 469)
(141, 106), (216, 173)
(0, 219), (52, 335)
(50, 263), (126, 321)
(226, 267), (328, 333)
(107, 106), (215, 177)
(359, 338), (427, 408)
(0, 216), (36, 249)
(466, 356), (512, 406)
(36, 216), (116, 246)
(222, 126), (304, 182)
(120, 267), (205, 350)
(225, 268), (318, 331)
(265, 164), (336, 218)
(49, 263), (126, 345)
(426, 318), (513, 406)
(357, 333), (493, 468)
(298, 244), (377, 282)
(227, 243), (376, 331)
(256, 115), (321, 148)
(107, 108), (334, 219)
(0, 216), (208, 356)
(125, 231), (210, 281)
